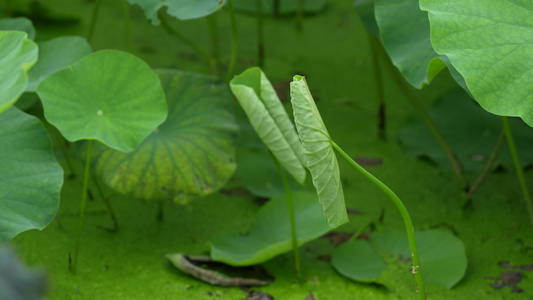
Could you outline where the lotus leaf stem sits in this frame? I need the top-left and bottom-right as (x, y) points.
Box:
(226, 0), (238, 83)
(72, 139), (94, 273)
(502, 117), (533, 231)
(272, 154), (300, 279)
(331, 141), (426, 300)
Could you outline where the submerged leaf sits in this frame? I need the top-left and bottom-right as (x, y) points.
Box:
(290, 75), (348, 228)
(37, 50), (167, 152)
(128, 0), (225, 25)
(210, 191), (331, 266)
(0, 107), (63, 243)
(0, 31), (38, 114)
(27, 36), (92, 92)
(332, 240), (387, 281)
(332, 229), (467, 290)
(420, 0), (533, 126)
(166, 254), (272, 286)
(230, 67), (306, 184)
(93, 70), (237, 202)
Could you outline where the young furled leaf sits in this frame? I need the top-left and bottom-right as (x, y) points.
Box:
(230, 67), (307, 184)
(290, 75), (348, 228)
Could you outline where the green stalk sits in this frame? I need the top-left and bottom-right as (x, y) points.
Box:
(331, 141), (426, 299)
(256, 0), (265, 68)
(87, 0), (103, 42)
(502, 117), (533, 230)
(92, 176), (119, 232)
(72, 139), (94, 273)
(119, 0), (132, 51)
(5, 0), (12, 17)
(378, 43), (465, 191)
(369, 35), (386, 140)
(347, 220), (371, 243)
(207, 14), (221, 76)
(226, 0), (238, 83)
(272, 155), (300, 279)
(159, 12), (213, 68)
(296, 0), (304, 31)
(273, 0), (280, 17)
(464, 130), (505, 206)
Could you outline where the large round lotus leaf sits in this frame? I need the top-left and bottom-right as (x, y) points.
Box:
(92, 69), (237, 202)
(332, 229), (467, 290)
(127, 0), (225, 25)
(398, 89), (533, 172)
(420, 0), (533, 127)
(0, 31), (38, 114)
(27, 36), (92, 92)
(0, 17), (35, 40)
(0, 107), (63, 243)
(234, 0), (328, 15)
(374, 0), (470, 90)
(290, 75), (348, 228)
(210, 191), (331, 266)
(37, 50), (167, 152)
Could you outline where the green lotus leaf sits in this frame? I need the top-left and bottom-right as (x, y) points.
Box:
(0, 17), (35, 39)
(420, 0), (533, 126)
(27, 36), (92, 92)
(0, 31), (38, 114)
(332, 229), (467, 290)
(331, 239), (387, 282)
(37, 50), (167, 152)
(92, 69), (237, 202)
(127, 0), (225, 25)
(0, 107), (63, 243)
(399, 89), (533, 172)
(210, 191), (331, 266)
(374, 0), (452, 89)
(236, 151), (302, 199)
(290, 75), (348, 228)
(234, 0), (328, 15)
(230, 67), (306, 184)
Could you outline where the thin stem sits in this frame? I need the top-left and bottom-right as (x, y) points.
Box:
(378, 42), (465, 191)
(272, 154), (300, 279)
(49, 127), (76, 179)
(273, 0), (280, 17)
(159, 11), (213, 67)
(296, 0), (304, 31)
(347, 220), (371, 243)
(72, 139), (94, 273)
(87, 0), (103, 42)
(368, 35), (386, 140)
(256, 0), (265, 68)
(92, 176), (119, 232)
(226, 0), (238, 83)
(331, 141), (426, 299)
(207, 14), (221, 76)
(502, 117), (533, 231)
(119, 0), (132, 51)
(464, 130), (505, 206)
(5, 0), (12, 17)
